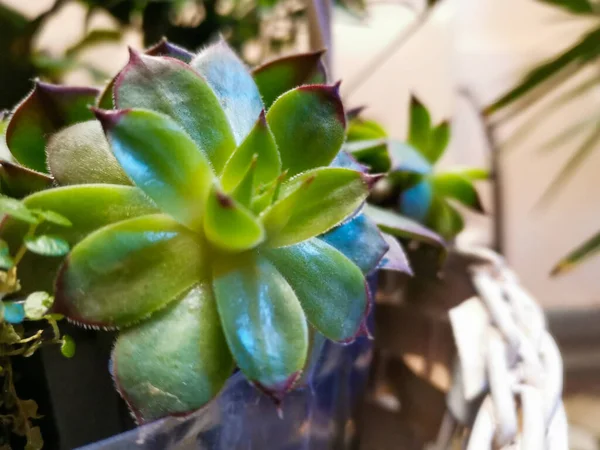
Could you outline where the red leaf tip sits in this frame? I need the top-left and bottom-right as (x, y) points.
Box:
(252, 371), (302, 405)
(216, 191), (234, 208)
(257, 109), (267, 126)
(91, 107), (130, 132)
(361, 173), (384, 190)
(127, 46), (144, 64)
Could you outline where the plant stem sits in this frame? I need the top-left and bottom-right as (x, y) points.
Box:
(12, 223), (37, 267)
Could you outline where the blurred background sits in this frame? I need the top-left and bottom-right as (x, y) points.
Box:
(1, 0), (599, 448)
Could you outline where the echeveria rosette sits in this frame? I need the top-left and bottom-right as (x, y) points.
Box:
(0, 41), (393, 423)
(347, 96), (488, 241)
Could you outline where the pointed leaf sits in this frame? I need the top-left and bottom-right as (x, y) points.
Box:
(212, 254), (308, 397)
(6, 82), (99, 172)
(364, 204), (446, 248)
(432, 172), (484, 212)
(47, 120), (131, 186)
(30, 209), (71, 227)
(203, 185), (264, 252)
(145, 38), (193, 62)
(0, 184), (159, 295)
(97, 77), (115, 109)
(378, 232), (412, 274)
(408, 95), (432, 153)
(426, 121), (450, 163)
(252, 50), (327, 109)
(190, 40), (264, 144)
(24, 235), (69, 256)
(320, 212), (388, 275)
(231, 157), (256, 207)
(264, 239), (368, 342)
(399, 180), (433, 221)
(113, 284), (233, 422)
(551, 230), (600, 276)
(261, 168), (371, 248)
(54, 214), (206, 328)
(446, 166), (489, 181)
(95, 108), (215, 231)
(267, 85), (346, 177)
(220, 111), (281, 192)
(0, 161), (53, 199)
(114, 51), (236, 172)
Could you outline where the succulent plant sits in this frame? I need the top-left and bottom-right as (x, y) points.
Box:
(0, 39), (406, 422)
(346, 96), (488, 241)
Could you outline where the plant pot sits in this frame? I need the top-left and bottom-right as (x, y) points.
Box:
(34, 275), (379, 450)
(359, 247), (487, 450)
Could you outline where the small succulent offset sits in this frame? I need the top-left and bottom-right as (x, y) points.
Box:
(346, 96), (487, 241)
(1, 39), (398, 422)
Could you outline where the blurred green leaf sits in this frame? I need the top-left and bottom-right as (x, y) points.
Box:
(65, 29), (122, 58)
(0, 239), (14, 269)
(343, 139), (390, 173)
(552, 229), (600, 275)
(431, 172), (484, 212)
(538, 0), (595, 14)
(427, 121), (450, 163)
(408, 95), (431, 153)
(29, 209), (72, 227)
(0, 195), (39, 224)
(60, 334), (75, 358)
(364, 204), (446, 248)
(346, 118), (387, 142)
(24, 235), (70, 257)
(537, 125), (600, 207)
(427, 198), (464, 240)
(488, 27), (600, 114)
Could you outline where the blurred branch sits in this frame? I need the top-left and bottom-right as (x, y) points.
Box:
(307, 0), (332, 68)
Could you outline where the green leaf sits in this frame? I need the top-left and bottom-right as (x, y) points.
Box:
(24, 292), (53, 320)
(344, 139), (391, 173)
(231, 156), (256, 207)
(408, 95), (432, 153)
(364, 204), (446, 248)
(6, 82), (99, 172)
(320, 212), (388, 275)
(114, 50), (236, 172)
(65, 29), (122, 58)
(267, 85), (346, 178)
(445, 166), (490, 181)
(220, 111), (281, 192)
(264, 239), (368, 342)
(261, 168), (371, 248)
(95, 108), (215, 231)
(1, 184), (159, 295)
(427, 198), (464, 240)
(113, 284), (233, 422)
(29, 209), (72, 227)
(346, 118), (387, 141)
(252, 50), (327, 109)
(97, 77), (115, 109)
(212, 254), (308, 396)
(47, 120), (132, 186)
(537, 125), (600, 208)
(0, 195), (39, 224)
(427, 121), (450, 163)
(24, 235), (70, 257)
(431, 172), (484, 212)
(54, 214), (206, 328)
(551, 229), (600, 276)
(203, 185), (265, 252)
(0, 161), (53, 199)
(487, 27), (600, 113)
(538, 0), (594, 15)
(0, 240), (14, 269)
(60, 334), (75, 358)
(190, 40), (264, 145)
